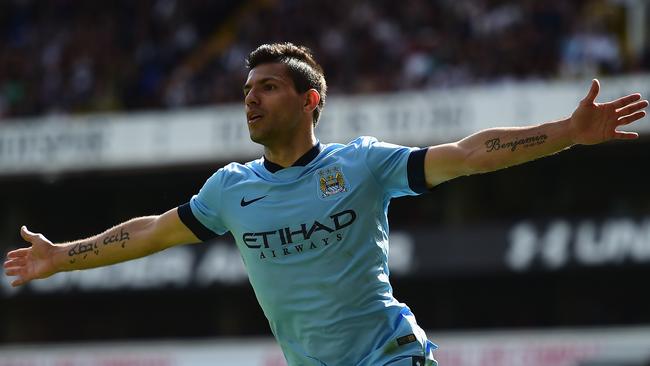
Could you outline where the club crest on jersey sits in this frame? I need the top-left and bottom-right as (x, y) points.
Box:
(318, 166), (348, 198)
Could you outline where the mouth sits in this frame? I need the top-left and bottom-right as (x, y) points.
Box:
(247, 112), (263, 124)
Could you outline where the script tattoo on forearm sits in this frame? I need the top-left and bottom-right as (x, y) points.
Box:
(102, 228), (131, 248)
(485, 134), (548, 153)
(66, 228), (131, 264)
(68, 241), (99, 263)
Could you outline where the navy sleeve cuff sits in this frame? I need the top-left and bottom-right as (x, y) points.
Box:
(177, 202), (219, 241)
(407, 148), (429, 194)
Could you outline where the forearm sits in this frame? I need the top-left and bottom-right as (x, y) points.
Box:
(53, 216), (165, 272)
(460, 117), (574, 173)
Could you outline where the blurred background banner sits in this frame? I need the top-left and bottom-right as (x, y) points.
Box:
(1, 0), (650, 365)
(1, 327), (650, 366)
(2, 75), (650, 175)
(3, 216), (650, 297)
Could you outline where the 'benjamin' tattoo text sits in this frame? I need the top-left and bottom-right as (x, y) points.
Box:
(485, 134), (548, 152)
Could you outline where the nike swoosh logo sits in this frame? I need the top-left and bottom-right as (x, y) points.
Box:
(240, 195), (267, 207)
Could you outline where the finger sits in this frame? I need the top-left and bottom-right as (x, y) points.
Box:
(618, 110), (646, 126)
(6, 248), (29, 259)
(3, 257), (26, 268)
(613, 131), (639, 140)
(5, 266), (22, 276)
(11, 277), (26, 287)
(581, 79), (600, 105)
(610, 93), (643, 110)
(616, 99), (648, 116)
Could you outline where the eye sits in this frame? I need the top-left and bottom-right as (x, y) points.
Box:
(264, 84), (276, 91)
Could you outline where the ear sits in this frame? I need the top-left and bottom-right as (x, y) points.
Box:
(303, 89), (320, 113)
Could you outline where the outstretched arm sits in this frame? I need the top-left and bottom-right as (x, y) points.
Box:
(424, 79), (648, 187)
(3, 208), (199, 287)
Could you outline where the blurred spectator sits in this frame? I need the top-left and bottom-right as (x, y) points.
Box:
(560, 0), (624, 78)
(0, 0), (642, 119)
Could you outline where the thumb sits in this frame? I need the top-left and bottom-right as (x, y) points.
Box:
(581, 79), (600, 105)
(20, 225), (37, 242)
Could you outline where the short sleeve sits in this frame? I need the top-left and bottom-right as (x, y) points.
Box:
(356, 136), (428, 198)
(177, 169), (229, 241)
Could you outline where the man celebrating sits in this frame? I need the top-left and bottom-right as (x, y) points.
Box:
(4, 43), (648, 366)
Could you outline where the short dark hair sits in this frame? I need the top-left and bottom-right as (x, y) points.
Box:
(246, 42), (327, 127)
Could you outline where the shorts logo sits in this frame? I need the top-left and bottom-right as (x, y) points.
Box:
(318, 166), (348, 198)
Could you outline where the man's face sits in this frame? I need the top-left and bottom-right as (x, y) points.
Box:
(243, 63), (306, 145)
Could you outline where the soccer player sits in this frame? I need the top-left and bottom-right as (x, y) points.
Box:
(3, 42), (648, 366)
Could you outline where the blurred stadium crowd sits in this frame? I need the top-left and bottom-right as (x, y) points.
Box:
(1, 0), (648, 119)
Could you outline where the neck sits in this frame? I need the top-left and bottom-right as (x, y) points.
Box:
(264, 133), (318, 168)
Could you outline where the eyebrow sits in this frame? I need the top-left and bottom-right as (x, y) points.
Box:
(243, 76), (284, 94)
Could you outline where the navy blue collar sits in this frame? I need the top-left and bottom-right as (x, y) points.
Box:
(263, 142), (322, 173)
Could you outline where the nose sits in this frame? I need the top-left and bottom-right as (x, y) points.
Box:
(245, 87), (259, 106)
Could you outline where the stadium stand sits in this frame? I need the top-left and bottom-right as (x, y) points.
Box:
(1, 0), (648, 118)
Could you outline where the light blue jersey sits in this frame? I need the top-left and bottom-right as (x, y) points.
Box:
(178, 136), (437, 366)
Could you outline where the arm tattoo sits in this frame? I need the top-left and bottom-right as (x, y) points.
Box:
(67, 228), (131, 264)
(485, 134), (548, 152)
(67, 241), (99, 263)
(102, 228), (131, 248)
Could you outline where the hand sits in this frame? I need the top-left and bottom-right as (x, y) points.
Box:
(569, 79), (648, 145)
(3, 226), (58, 287)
